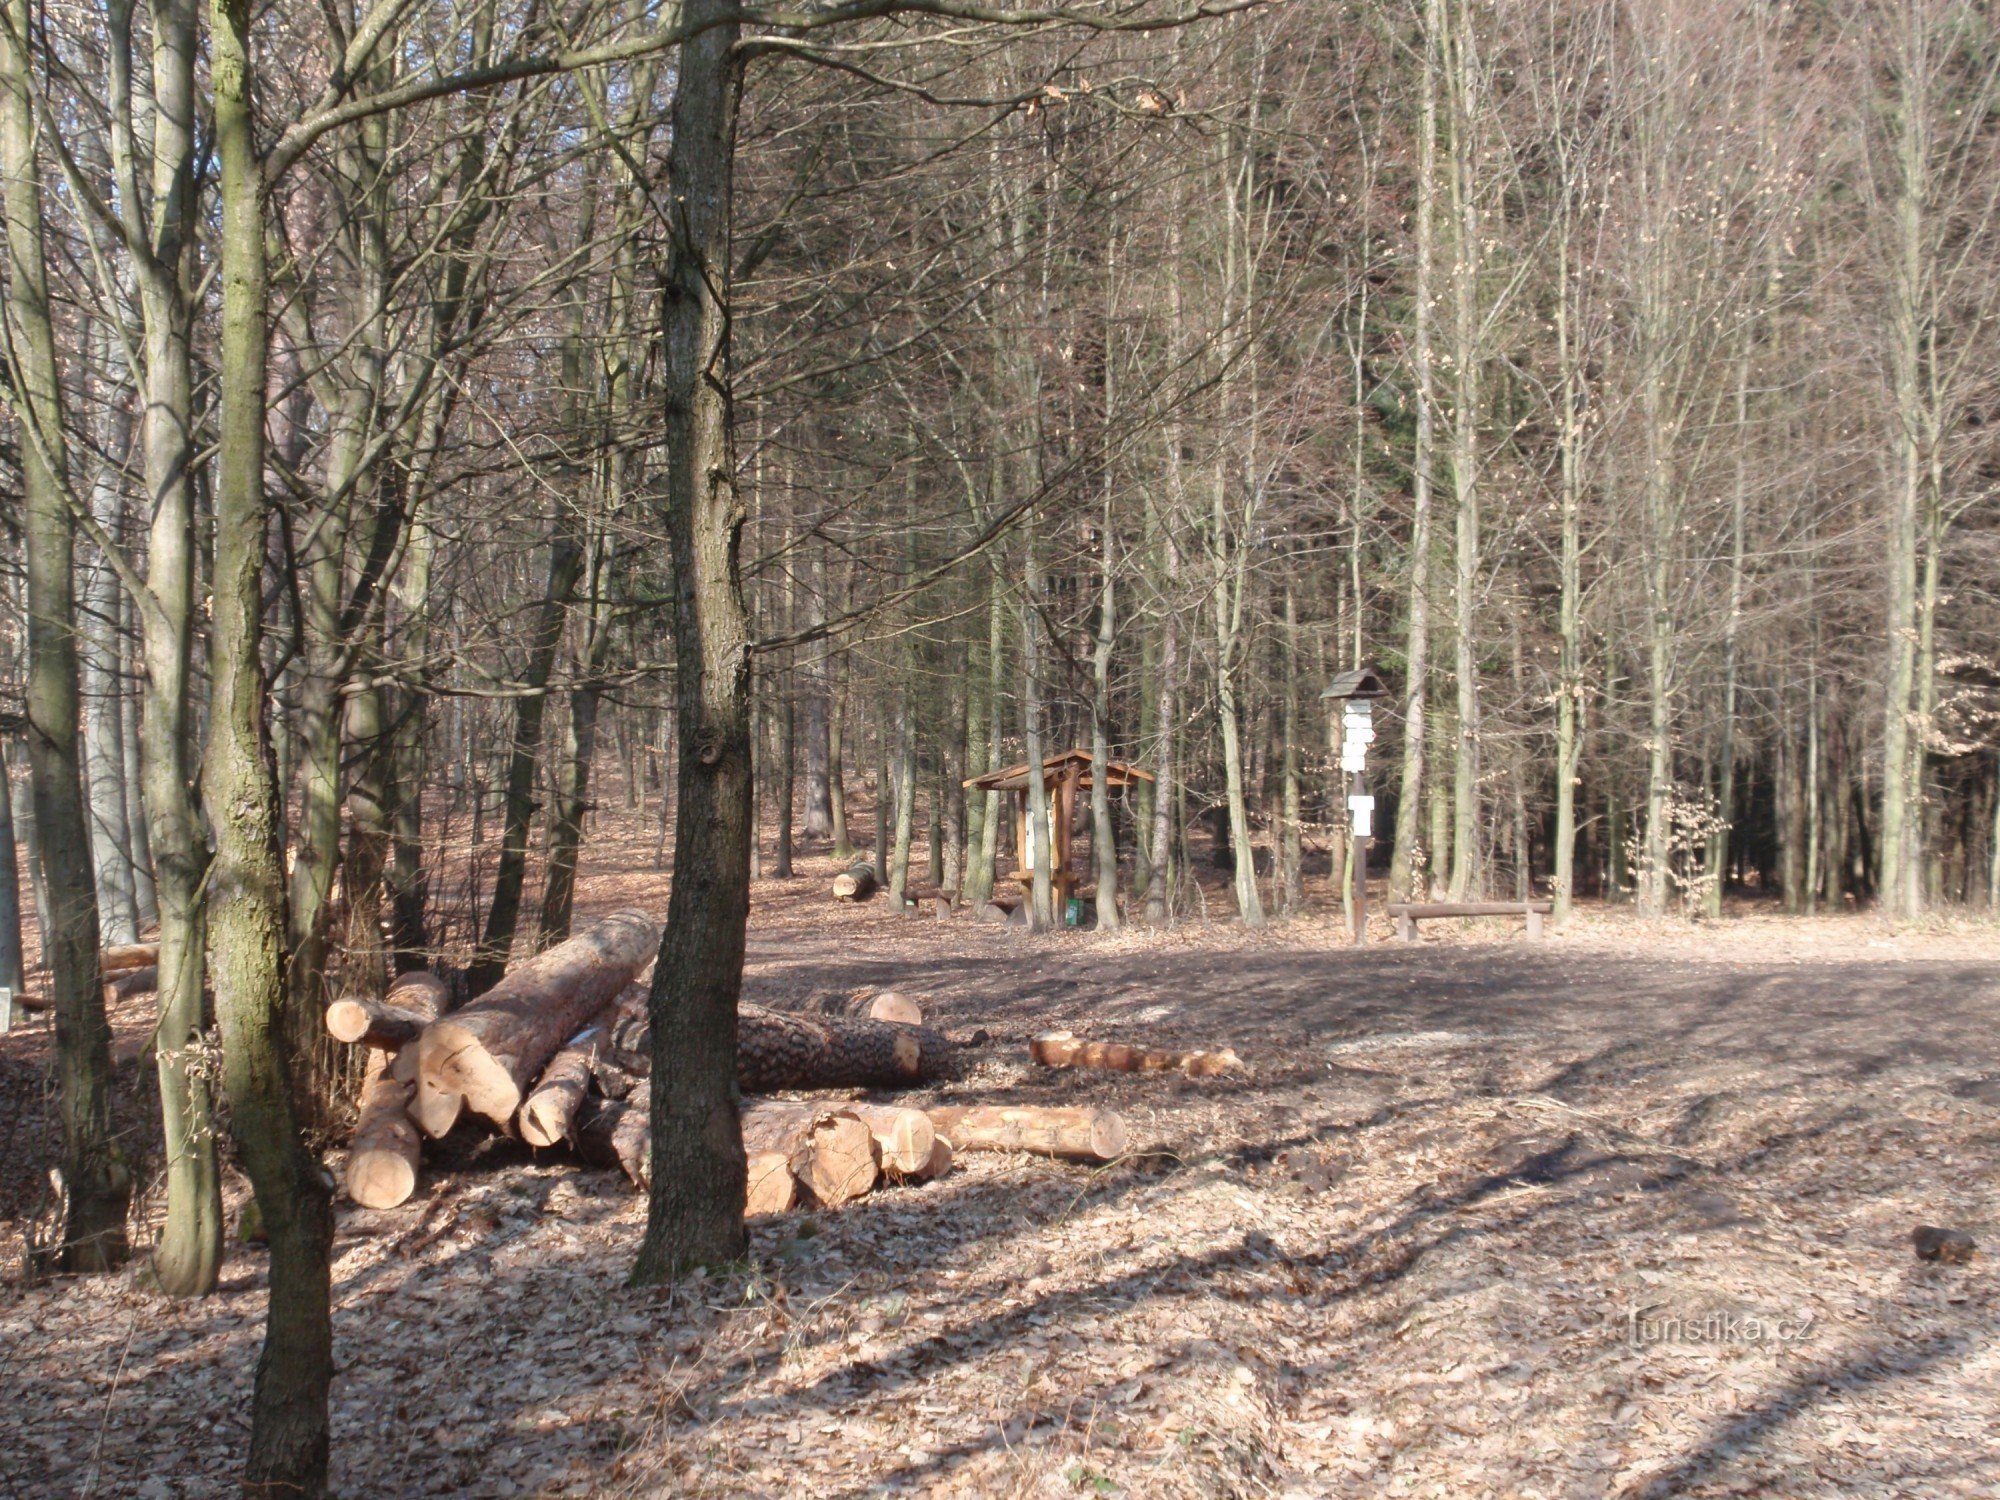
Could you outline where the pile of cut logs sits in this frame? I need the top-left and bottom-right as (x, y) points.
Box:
(326, 910), (1136, 1218)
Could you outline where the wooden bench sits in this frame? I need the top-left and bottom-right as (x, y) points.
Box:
(1387, 900), (1553, 942)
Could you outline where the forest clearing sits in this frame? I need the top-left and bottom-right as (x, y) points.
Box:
(3, 0), (1999, 1493)
(4, 807), (1998, 1498)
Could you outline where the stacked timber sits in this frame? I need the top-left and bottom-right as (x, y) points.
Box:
(413, 910), (660, 1136)
(324, 907), (1151, 1221)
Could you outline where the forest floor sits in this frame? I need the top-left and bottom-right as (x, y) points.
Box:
(3, 817), (2000, 1498)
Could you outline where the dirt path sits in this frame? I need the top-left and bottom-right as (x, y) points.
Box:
(3, 850), (1997, 1497)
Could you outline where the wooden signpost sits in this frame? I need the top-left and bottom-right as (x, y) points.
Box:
(1321, 667), (1389, 945)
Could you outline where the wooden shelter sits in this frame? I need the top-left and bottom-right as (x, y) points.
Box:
(963, 750), (1153, 917)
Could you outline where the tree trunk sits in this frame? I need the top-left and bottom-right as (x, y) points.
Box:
(81, 318), (140, 945)
(632, 0), (754, 1282)
(832, 864), (879, 901)
(469, 516), (584, 993)
(1091, 492), (1122, 931)
(801, 562), (833, 841)
(829, 659), (853, 860)
(119, 0), (222, 1292)
(518, 983), (644, 1147)
(889, 691), (916, 908)
(0, 749), (22, 1000)
(209, 1), (334, 1482)
(325, 971), (451, 1047)
(540, 601), (611, 942)
(1279, 589), (1303, 915)
(2, 3), (129, 1272)
(773, 687), (796, 877)
(964, 570), (1004, 908)
(1392, 11), (1440, 912)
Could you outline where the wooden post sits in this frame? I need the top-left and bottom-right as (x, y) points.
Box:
(1527, 906), (1544, 940)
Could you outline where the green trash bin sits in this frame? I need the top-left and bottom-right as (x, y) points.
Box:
(1065, 896), (1083, 928)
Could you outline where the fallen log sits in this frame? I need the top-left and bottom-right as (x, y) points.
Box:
(576, 1086), (653, 1186)
(831, 864), (879, 902)
(613, 1004), (955, 1093)
(839, 1102), (937, 1176)
(928, 1105), (1128, 1163)
(344, 1047), (423, 1209)
(1030, 1029), (1246, 1079)
(101, 941), (159, 975)
(325, 972), (452, 1048)
(737, 1006), (954, 1092)
(518, 984), (648, 1148)
(741, 1099), (880, 1206)
(576, 1093), (874, 1209)
(105, 965), (159, 1000)
(414, 911), (659, 1136)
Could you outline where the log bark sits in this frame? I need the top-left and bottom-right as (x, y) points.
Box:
(343, 1047), (422, 1209)
(614, 1003), (954, 1092)
(1030, 1029), (1246, 1080)
(101, 941), (159, 974)
(831, 864), (879, 901)
(105, 965), (158, 1001)
(928, 1105), (1128, 1162)
(576, 1085), (653, 1186)
(415, 911), (658, 1135)
(839, 1102), (937, 1176)
(740, 1099), (880, 1206)
(738, 1005), (953, 1092)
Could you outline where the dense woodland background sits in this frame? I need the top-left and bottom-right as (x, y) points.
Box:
(1, 0), (1998, 1490)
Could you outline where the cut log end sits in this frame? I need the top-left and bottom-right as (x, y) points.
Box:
(831, 865), (880, 902)
(746, 1151), (797, 1216)
(865, 990), (924, 1026)
(425, 1019), (527, 1127)
(344, 1050), (423, 1209)
(412, 1072), (465, 1140)
(803, 1114), (879, 1205)
(843, 1102), (937, 1176)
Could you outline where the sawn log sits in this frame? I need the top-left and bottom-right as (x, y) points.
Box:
(927, 1105), (1128, 1162)
(325, 972), (453, 1048)
(1030, 1029), (1246, 1079)
(343, 1046), (423, 1209)
(518, 983), (648, 1147)
(414, 910), (659, 1136)
(613, 1003), (955, 1093)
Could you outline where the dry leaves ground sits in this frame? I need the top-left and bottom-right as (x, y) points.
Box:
(3, 828), (1998, 1498)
